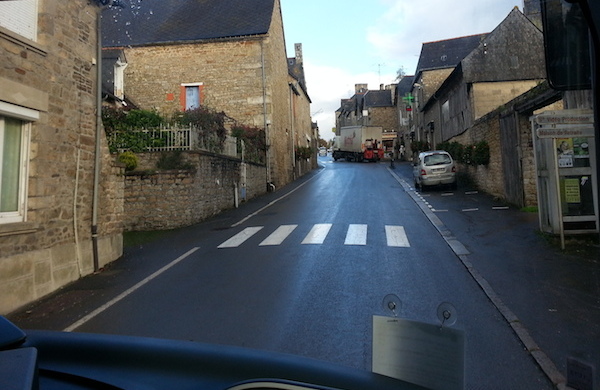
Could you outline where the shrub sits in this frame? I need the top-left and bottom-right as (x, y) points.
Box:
(177, 107), (228, 153)
(231, 125), (267, 164)
(118, 151), (139, 171)
(295, 146), (314, 160)
(123, 109), (163, 128)
(472, 140), (490, 165)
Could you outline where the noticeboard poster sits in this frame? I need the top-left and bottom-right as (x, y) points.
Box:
(557, 137), (590, 168)
(560, 175), (594, 216)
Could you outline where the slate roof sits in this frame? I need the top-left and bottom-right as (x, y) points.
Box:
(102, 0), (276, 47)
(363, 89), (393, 108)
(415, 34), (487, 75)
(395, 75), (415, 103)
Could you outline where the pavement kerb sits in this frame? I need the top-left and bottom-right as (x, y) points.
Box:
(387, 167), (570, 389)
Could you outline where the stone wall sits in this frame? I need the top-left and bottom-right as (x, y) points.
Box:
(448, 84), (564, 207)
(472, 81), (541, 120)
(264, 0), (297, 188)
(451, 112), (505, 199)
(118, 1), (301, 189)
(123, 152), (267, 231)
(368, 106), (398, 133)
(0, 0), (123, 314)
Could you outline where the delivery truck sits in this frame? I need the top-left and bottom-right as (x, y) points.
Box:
(332, 126), (384, 162)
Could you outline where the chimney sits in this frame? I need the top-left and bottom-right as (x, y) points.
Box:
(295, 43), (303, 64)
(355, 83), (368, 94)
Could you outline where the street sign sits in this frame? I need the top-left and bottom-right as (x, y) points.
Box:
(534, 110), (593, 126)
(536, 125), (595, 139)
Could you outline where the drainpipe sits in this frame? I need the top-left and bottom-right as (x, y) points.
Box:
(289, 83), (296, 177)
(92, 1), (112, 271)
(260, 40), (272, 189)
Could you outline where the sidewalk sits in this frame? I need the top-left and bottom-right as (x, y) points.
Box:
(393, 161), (600, 390)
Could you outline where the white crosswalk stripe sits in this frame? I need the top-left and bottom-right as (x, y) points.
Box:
(301, 223), (333, 244)
(217, 224), (411, 248)
(385, 225), (410, 247)
(344, 224), (368, 246)
(259, 224), (298, 246)
(217, 226), (263, 248)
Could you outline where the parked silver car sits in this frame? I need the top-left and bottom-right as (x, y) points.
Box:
(413, 150), (457, 190)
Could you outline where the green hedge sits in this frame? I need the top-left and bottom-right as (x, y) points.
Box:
(437, 140), (490, 166)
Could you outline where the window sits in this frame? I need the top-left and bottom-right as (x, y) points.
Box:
(114, 58), (128, 100)
(0, 0), (38, 41)
(180, 83), (204, 111)
(0, 111), (32, 224)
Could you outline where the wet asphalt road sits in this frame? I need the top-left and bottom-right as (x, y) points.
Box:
(11, 157), (595, 389)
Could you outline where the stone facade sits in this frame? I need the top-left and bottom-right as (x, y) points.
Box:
(0, 0), (123, 314)
(123, 152), (266, 231)
(449, 83), (564, 207)
(111, 0), (309, 190)
(471, 81), (541, 120)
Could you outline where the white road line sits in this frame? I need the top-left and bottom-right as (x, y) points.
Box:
(462, 208), (479, 212)
(301, 224), (332, 244)
(492, 206), (509, 210)
(63, 247), (200, 332)
(385, 225), (410, 247)
(218, 226), (263, 248)
(259, 224), (298, 246)
(231, 170), (324, 228)
(344, 224), (368, 245)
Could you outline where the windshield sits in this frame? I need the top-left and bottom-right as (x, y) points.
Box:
(2, 0), (600, 389)
(423, 153), (452, 166)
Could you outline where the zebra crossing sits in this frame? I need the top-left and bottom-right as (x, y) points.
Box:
(217, 224), (410, 248)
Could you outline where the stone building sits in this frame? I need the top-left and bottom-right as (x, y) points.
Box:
(335, 84), (398, 152)
(394, 75), (415, 157)
(410, 34), (486, 152)
(102, 0), (313, 189)
(288, 43), (317, 177)
(0, 0), (124, 313)
(421, 7), (546, 147)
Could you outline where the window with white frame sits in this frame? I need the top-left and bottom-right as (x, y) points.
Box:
(0, 0), (38, 42)
(0, 108), (33, 224)
(180, 83), (203, 111)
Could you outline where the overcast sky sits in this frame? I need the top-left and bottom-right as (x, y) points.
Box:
(281, 0), (522, 140)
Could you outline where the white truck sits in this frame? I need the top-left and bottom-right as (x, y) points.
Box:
(332, 126), (384, 162)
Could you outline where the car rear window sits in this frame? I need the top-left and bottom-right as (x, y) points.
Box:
(424, 153), (452, 166)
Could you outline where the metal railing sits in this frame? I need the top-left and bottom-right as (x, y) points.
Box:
(109, 125), (239, 158)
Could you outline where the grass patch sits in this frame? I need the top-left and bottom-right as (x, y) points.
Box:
(536, 230), (600, 261)
(520, 206), (538, 213)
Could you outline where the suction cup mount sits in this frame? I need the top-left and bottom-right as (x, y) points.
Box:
(382, 294), (402, 317)
(436, 302), (458, 328)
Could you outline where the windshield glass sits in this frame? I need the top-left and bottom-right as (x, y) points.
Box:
(423, 153), (451, 166)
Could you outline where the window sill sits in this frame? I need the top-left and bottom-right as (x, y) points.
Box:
(0, 26), (47, 57)
(0, 221), (40, 237)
